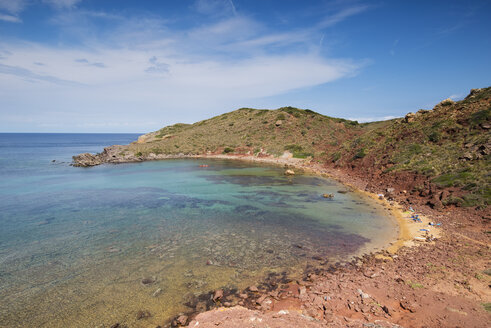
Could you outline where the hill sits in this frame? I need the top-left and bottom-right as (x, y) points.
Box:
(73, 87), (490, 208)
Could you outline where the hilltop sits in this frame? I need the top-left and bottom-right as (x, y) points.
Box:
(74, 87), (490, 210)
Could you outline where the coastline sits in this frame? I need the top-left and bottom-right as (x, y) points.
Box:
(72, 152), (490, 328)
(100, 152), (435, 255)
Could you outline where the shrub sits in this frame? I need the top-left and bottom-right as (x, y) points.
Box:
(284, 144), (303, 152)
(428, 131), (441, 142)
(293, 152), (313, 159)
(331, 152), (341, 162)
(223, 147), (234, 154)
(470, 108), (490, 126)
(276, 113), (286, 121)
(353, 148), (366, 159)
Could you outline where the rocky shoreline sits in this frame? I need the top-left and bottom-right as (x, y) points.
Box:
(72, 152), (490, 327)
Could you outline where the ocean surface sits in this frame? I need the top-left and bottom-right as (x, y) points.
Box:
(0, 133), (398, 327)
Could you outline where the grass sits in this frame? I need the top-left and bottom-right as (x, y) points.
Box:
(116, 87), (491, 207)
(406, 280), (424, 289)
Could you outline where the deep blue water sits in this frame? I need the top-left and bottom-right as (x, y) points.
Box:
(0, 133), (397, 328)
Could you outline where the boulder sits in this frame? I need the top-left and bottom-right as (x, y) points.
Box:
(275, 120), (283, 126)
(213, 289), (223, 302)
(284, 169), (295, 175)
(404, 113), (416, 123)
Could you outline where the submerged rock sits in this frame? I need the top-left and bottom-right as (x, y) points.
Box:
(141, 277), (155, 285)
(136, 310), (151, 320)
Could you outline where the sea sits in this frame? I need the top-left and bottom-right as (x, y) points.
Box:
(0, 133), (397, 327)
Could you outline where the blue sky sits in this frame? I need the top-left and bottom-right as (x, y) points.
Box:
(0, 0), (490, 133)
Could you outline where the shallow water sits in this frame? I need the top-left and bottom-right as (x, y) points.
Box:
(0, 133), (397, 327)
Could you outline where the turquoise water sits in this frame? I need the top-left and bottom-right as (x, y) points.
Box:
(0, 133), (397, 327)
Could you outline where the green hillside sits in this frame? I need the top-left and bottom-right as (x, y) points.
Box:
(129, 106), (363, 159)
(79, 87), (491, 207)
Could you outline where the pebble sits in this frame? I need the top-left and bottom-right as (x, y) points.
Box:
(248, 285), (259, 292)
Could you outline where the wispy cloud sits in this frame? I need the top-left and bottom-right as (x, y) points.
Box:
(145, 56), (170, 74)
(0, 0), (26, 14)
(0, 1), (369, 132)
(0, 62), (83, 86)
(348, 116), (397, 123)
(0, 13), (21, 23)
(317, 5), (369, 29)
(0, 0), (25, 23)
(193, 0), (237, 17)
(43, 0), (83, 9)
(75, 58), (106, 68)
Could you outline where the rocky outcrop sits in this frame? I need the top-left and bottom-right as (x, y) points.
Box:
(72, 145), (139, 167)
(72, 152), (104, 167)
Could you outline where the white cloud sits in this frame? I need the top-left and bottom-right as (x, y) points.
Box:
(193, 0), (236, 17)
(0, 13), (21, 23)
(43, 0), (83, 9)
(0, 0), (26, 14)
(0, 5), (369, 132)
(348, 116), (397, 123)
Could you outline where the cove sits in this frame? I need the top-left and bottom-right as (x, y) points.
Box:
(0, 134), (398, 328)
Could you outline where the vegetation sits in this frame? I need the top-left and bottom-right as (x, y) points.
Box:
(119, 87), (490, 207)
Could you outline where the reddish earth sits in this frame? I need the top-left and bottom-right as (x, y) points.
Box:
(172, 158), (491, 328)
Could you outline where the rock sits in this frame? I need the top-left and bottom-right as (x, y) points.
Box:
(381, 305), (390, 315)
(357, 289), (370, 299)
(400, 300), (417, 313)
(213, 289), (223, 302)
(404, 112), (416, 123)
(141, 277), (155, 285)
(177, 315), (188, 325)
(428, 196), (443, 210)
(466, 88), (483, 99)
(439, 190), (450, 201)
(72, 153), (103, 167)
(136, 310), (151, 320)
(386, 187), (395, 193)
(284, 169), (295, 175)
(337, 190), (348, 194)
(248, 285), (259, 292)
(275, 120), (283, 126)
(322, 193), (334, 199)
(206, 259), (213, 265)
(459, 152), (473, 160)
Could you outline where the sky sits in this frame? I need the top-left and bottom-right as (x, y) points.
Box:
(0, 0), (490, 133)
